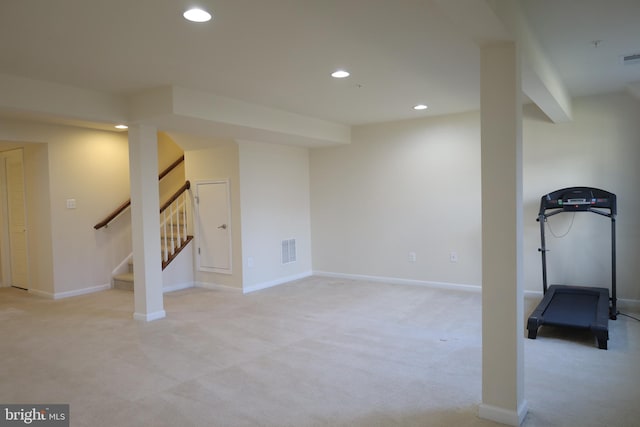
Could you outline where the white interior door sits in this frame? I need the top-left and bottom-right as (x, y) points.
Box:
(2, 150), (29, 289)
(196, 180), (232, 274)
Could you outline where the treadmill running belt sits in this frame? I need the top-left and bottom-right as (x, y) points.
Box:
(542, 292), (599, 328)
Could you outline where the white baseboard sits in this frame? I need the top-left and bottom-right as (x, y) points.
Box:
(133, 310), (166, 322)
(29, 283), (111, 300)
(195, 281), (242, 292)
(313, 270), (481, 293)
(618, 298), (640, 311)
(242, 271), (313, 294)
(28, 288), (55, 299)
(478, 400), (528, 426)
(163, 282), (195, 293)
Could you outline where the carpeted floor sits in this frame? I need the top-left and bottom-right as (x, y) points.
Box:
(1, 276), (638, 427)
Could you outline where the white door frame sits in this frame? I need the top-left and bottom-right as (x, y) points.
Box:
(0, 153), (9, 287)
(0, 148), (29, 289)
(194, 179), (233, 274)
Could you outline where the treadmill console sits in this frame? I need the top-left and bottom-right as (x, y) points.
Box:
(540, 187), (616, 214)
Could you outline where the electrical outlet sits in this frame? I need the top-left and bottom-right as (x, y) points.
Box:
(408, 252), (417, 263)
(450, 251), (458, 263)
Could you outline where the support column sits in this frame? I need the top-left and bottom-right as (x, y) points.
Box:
(478, 43), (527, 425)
(128, 124), (165, 321)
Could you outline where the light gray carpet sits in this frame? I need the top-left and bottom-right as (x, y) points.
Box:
(1, 276), (638, 427)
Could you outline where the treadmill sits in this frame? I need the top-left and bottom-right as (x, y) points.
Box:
(527, 187), (617, 349)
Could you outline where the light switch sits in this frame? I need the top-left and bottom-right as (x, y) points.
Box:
(66, 199), (76, 209)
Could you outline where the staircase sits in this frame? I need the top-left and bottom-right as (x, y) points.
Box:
(110, 187), (193, 291)
(94, 155), (193, 291)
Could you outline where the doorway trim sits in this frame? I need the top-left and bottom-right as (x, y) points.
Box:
(194, 179), (233, 275)
(0, 148), (30, 290)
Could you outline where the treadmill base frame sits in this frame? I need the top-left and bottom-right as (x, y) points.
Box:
(527, 285), (611, 350)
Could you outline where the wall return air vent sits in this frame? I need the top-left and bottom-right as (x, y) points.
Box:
(282, 239), (297, 264)
(621, 52), (640, 65)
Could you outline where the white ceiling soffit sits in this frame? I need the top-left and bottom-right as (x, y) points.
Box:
(435, 0), (572, 123)
(0, 73), (350, 147)
(493, 0), (572, 123)
(129, 86), (351, 147)
(0, 73), (127, 126)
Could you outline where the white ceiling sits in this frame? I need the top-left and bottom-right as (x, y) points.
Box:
(0, 0), (638, 128)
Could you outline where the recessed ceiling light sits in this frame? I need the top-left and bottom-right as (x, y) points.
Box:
(115, 124), (128, 130)
(413, 104), (428, 110)
(183, 8), (212, 23)
(331, 70), (350, 78)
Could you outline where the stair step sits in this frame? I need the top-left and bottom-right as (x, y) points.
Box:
(113, 272), (134, 291)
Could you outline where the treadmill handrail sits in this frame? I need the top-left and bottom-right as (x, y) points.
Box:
(540, 207), (614, 220)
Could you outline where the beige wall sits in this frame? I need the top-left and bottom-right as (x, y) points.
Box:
(0, 120), (131, 296)
(239, 140), (312, 291)
(184, 139), (243, 289)
(310, 92), (640, 302)
(45, 125), (132, 294)
(311, 110), (482, 286)
(158, 131), (186, 203)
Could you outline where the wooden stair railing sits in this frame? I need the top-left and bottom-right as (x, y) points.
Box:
(160, 181), (192, 270)
(94, 155), (185, 229)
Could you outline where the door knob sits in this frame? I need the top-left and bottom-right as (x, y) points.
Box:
(217, 224), (227, 230)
